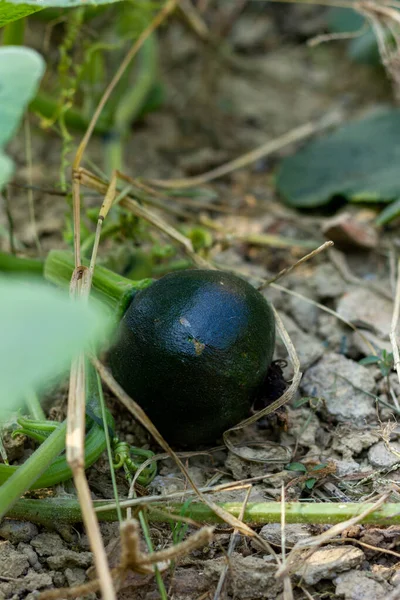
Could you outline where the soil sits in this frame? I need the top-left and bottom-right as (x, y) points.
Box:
(2, 3), (400, 599)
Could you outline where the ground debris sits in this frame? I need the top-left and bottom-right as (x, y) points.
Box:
(177, 553), (282, 600)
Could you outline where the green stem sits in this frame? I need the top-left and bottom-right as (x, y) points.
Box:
(2, 18), (25, 45)
(0, 252), (43, 276)
(103, 131), (124, 174)
(0, 424), (67, 519)
(0, 420), (107, 490)
(7, 500), (400, 528)
(44, 250), (153, 319)
(30, 92), (112, 135)
(139, 507), (168, 600)
(114, 36), (159, 132)
(25, 391), (45, 421)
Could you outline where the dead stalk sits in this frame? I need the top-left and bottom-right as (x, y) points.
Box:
(72, 0), (177, 171)
(281, 484), (294, 600)
(258, 241), (334, 290)
(76, 167), (211, 268)
(91, 355), (279, 554)
(275, 492), (390, 579)
(149, 112), (343, 189)
(213, 486), (252, 600)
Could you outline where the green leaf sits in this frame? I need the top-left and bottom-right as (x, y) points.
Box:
(0, 152), (13, 190)
(285, 462), (307, 473)
(305, 478), (317, 490)
(276, 109), (400, 208)
(376, 197), (400, 226)
(0, 46), (45, 147)
(327, 7), (365, 34)
(0, 278), (109, 418)
(7, 0), (121, 6)
(0, 46), (45, 189)
(359, 355), (381, 366)
(0, 1), (43, 27)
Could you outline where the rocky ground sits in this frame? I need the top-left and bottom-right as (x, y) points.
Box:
(2, 3), (400, 599)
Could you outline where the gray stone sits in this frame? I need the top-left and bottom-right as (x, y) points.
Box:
(257, 523), (312, 547)
(368, 441), (400, 469)
(294, 545), (364, 585)
(318, 314), (348, 351)
(52, 571), (66, 587)
(332, 427), (380, 459)
(0, 520), (38, 543)
(311, 263), (346, 299)
(301, 353), (376, 423)
(204, 553), (282, 599)
(286, 407), (319, 448)
(17, 543), (41, 571)
(334, 459), (361, 477)
(46, 550), (92, 570)
(21, 569), (53, 593)
(350, 330), (392, 357)
(287, 285), (319, 333)
(0, 569), (52, 598)
(275, 312), (324, 370)
(0, 541), (29, 577)
(335, 570), (389, 599)
(64, 567), (87, 587)
(30, 533), (65, 556)
(337, 288), (393, 339)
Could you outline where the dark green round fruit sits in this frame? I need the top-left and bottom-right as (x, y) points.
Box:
(109, 269), (275, 446)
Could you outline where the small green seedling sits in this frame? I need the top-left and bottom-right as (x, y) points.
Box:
(359, 349), (394, 378)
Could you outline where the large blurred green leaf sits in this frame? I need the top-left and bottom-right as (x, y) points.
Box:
(276, 109), (400, 209)
(0, 46), (45, 189)
(327, 6), (398, 65)
(0, 46), (45, 147)
(7, 0), (121, 6)
(0, 153), (13, 190)
(0, 1), (43, 27)
(0, 278), (109, 418)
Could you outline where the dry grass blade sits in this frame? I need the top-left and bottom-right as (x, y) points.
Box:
(39, 521), (213, 599)
(213, 486), (252, 600)
(89, 171), (117, 275)
(329, 248), (394, 302)
(223, 306), (301, 457)
(77, 167), (212, 269)
(271, 282), (377, 355)
(258, 241), (334, 290)
(66, 260), (116, 600)
(281, 484), (294, 600)
(179, 0), (210, 41)
(308, 19), (370, 47)
(122, 197), (211, 268)
(96, 474), (278, 515)
(275, 492), (390, 579)
(356, 2), (400, 100)
(73, 0), (177, 171)
(91, 356), (260, 539)
(148, 112), (342, 189)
